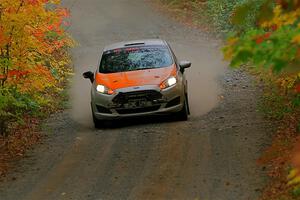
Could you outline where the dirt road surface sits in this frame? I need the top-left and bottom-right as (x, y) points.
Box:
(0, 1), (274, 200)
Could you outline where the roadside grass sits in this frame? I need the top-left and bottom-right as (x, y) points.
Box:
(0, 118), (41, 177)
(258, 112), (299, 200)
(0, 79), (72, 178)
(255, 70), (300, 199)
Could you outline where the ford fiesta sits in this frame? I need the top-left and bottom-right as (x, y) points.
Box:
(83, 39), (191, 128)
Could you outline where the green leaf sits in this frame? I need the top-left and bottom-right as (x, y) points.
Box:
(273, 59), (286, 72)
(232, 2), (256, 26)
(256, 0), (274, 24)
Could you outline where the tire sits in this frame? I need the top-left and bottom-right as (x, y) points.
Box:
(93, 113), (103, 129)
(91, 103), (104, 129)
(177, 96), (189, 121)
(185, 93), (191, 115)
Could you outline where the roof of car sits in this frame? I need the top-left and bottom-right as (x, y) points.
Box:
(103, 39), (167, 52)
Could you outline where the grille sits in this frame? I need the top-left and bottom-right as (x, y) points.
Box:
(116, 105), (161, 114)
(113, 90), (162, 104)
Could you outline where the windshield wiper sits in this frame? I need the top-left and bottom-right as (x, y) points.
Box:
(135, 67), (156, 71)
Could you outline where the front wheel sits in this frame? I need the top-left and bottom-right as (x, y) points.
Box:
(177, 96), (189, 121)
(93, 113), (103, 129)
(91, 104), (104, 129)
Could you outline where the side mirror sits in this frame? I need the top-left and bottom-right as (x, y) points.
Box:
(179, 61), (191, 73)
(83, 71), (94, 83)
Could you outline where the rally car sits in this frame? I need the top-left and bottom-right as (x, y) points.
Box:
(83, 39), (191, 128)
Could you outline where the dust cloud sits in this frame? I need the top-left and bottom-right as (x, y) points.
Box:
(69, 48), (99, 127)
(170, 42), (226, 116)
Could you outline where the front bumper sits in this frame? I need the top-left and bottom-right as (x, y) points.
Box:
(91, 84), (185, 120)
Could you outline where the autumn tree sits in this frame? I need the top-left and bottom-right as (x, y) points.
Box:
(0, 0), (74, 135)
(223, 0), (300, 117)
(222, 0), (300, 197)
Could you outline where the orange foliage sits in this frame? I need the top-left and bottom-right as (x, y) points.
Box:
(296, 84), (300, 93)
(0, 0), (74, 91)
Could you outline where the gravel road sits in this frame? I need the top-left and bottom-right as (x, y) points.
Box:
(0, 0), (274, 200)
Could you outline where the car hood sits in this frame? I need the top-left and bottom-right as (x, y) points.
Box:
(95, 64), (177, 90)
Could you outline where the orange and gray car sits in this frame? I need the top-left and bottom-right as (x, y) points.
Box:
(83, 39), (191, 128)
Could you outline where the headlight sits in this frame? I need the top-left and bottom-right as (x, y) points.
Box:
(96, 84), (115, 95)
(160, 76), (177, 90)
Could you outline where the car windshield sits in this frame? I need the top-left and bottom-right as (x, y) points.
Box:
(99, 46), (173, 73)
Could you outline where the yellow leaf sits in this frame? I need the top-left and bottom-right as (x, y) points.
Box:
(227, 37), (238, 45)
(288, 169), (300, 186)
(292, 35), (300, 44)
(223, 47), (234, 61)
